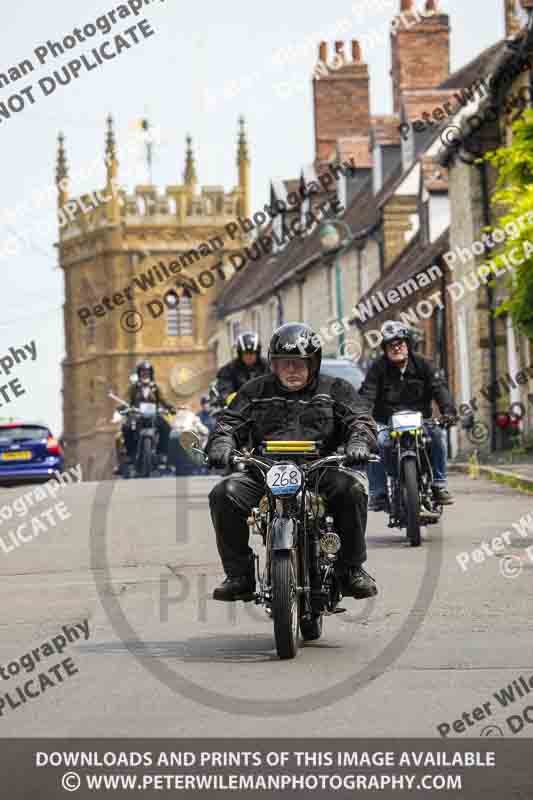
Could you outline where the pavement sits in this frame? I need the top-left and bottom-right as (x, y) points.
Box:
(1, 471), (532, 737)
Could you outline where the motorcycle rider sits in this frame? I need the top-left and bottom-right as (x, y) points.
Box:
(215, 331), (268, 403)
(206, 322), (378, 602)
(358, 321), (457, 511)
(122, 361), (175, 467)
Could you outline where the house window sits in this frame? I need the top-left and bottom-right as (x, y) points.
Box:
(167, 292), (193, 336)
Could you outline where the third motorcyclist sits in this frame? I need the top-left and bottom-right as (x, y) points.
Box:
(122, 360), (175, 468)
(215, 331), (269, 403)
(358, 321), (457, 511)
(206, 322), (378, 602)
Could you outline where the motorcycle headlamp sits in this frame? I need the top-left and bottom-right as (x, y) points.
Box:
(320, 533), (341, 556)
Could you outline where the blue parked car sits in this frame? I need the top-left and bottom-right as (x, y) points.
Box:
(0, 421), (64, 485)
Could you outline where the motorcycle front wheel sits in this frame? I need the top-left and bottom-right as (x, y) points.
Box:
(271, 551), (299, 659)
(140, 437), (153, 479)
(402, 457), (421, 547)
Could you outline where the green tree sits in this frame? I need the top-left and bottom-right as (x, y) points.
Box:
(484, 109), (533, 336)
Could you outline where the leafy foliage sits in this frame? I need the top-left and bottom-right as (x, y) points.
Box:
(484, 109), (533, 337)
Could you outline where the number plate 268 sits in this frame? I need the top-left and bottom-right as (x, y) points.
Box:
(266, 464), (302, 496)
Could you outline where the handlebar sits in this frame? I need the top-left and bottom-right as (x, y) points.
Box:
(229, 451), (380, 472)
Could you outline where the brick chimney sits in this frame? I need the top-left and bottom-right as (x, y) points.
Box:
(313, 39), (370, 163)
(390, 0), (451, 114)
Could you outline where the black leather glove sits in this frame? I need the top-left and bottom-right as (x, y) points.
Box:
(207, 444), (232, 469)
(345, 439), (370, 466)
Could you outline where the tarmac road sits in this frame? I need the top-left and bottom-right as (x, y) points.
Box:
(1, 471), (532, 737)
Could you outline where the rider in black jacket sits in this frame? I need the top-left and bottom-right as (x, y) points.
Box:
(216, 331), (269, 403)
(358, 321), (457, 510)
(206, 322), (378, 602)
(122, 361), (175, 465)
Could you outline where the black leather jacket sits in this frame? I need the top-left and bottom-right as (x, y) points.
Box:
(216, 357), (269, 402)
(358, 353), (457, 425)
(207, 372), (377, 456)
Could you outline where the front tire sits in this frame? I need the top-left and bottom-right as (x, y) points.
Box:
(271, 551), (299, 659)
(403, 458), (421, 547)
(140, 437), (153, 479)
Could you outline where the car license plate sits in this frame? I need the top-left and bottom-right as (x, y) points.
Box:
(1, 451), (32, 461)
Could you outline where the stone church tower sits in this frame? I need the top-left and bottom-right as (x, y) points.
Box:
(58, 116), (250, 479)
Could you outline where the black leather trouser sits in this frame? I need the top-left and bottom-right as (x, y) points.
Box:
(209, 469), (368, 577)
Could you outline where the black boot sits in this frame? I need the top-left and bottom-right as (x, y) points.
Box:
(213, 574), (255, 602)
(433, 486), (454, 505)
(343, 566), (378, 599)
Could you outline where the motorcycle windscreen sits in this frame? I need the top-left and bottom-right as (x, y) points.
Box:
(139, 402), (157, 416)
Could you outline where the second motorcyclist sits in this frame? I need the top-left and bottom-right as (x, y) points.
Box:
(206, 322), (378, 603)
(215, 331), (268, 403)
(122, 361), (175, 469)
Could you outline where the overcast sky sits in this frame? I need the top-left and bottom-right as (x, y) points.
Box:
(0, 0), (506, 435)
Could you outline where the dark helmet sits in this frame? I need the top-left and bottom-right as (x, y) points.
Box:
(268, 322), (322, 385)
(380, 321), (412, 351)
(136, 360), (154, 381)
(236, 331), (261, 358)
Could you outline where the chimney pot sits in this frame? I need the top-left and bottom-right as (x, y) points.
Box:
(335, 41), (344, 54)
(352, 40), (362, 62)
(400, 0), (414, 10)
(425, 0), (438, 9)
(319, 41), (327, 62)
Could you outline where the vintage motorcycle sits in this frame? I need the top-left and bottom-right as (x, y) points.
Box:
(378, 411), (455, 547)
(109, 391), (171, 479)
(182, 433), (378, 660)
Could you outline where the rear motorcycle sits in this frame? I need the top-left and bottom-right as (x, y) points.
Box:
(109, 391), (166, 479)
(380, 411), (455, 547)
(182, 434), (377, 660)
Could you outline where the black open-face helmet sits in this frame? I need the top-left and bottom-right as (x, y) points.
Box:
(236, 331), (261, 359)
(380, 321), (412, 351)
(136, 360), (154, 382)
(268, 322), (322, 387)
